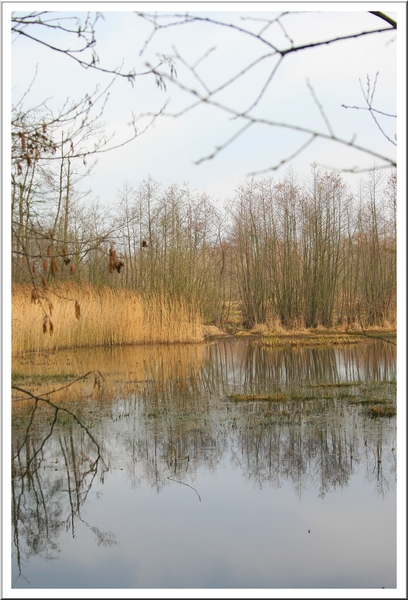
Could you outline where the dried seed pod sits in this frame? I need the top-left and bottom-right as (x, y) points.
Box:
(43, 260), (48, 271)
(41, 275), (48, 287)
(49, 231), (54, 240)
(61, 247), (66, 257)
(17, 163), (22, 176)
(32, 263), (37, 274)
(48, 302), (54, 316)
(43, 316), (48, 334)
(23, 153), (32, 167)
(108, 244), (118, 273)
(51, 257), (59, 276)
(75, 301), (81, 319)
(49, 320), (54, 335)
(70, 263), (76, 274)
(47, 245), (51, 256)
(31, 288), (38, 304)
(20, 133), (26, 150)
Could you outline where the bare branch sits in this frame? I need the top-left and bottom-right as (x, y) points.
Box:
(369, 11), (397, 29)
(137, 11), (396, 174)
(144, 70), (396, 173)
(306, 79), (335, 138)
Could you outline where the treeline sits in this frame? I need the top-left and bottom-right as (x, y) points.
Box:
(12, 165), (396, 330)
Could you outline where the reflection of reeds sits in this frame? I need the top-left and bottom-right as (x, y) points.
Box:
(12, 343), (206, 404)
(12, 283), (203, 354)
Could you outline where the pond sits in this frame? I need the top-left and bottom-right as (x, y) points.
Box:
(11, 338), (397, 592)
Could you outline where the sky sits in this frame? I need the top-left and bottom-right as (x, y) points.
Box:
(7, 2), (404, 207)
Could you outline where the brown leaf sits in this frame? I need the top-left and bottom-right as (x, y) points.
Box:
(70, 264), (76, 275)
(49, 320), (54, 335)
(41, 275), (48, 287)
(43, 317), (48, 334)
(75, 301), (81, 319)
(48, 302), (54, 316)
(43, 260), (48, 271)
(32, 263), (37, 274)
(31, 288), (38, 304)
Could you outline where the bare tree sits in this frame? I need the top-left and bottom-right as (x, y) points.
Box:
(11, 11), (174, 331)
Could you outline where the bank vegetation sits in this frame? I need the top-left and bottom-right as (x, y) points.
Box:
(12, 163), (397, 354)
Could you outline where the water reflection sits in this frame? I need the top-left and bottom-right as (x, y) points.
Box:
(204, 338), (396, 391)
(12, 339), (396, 588)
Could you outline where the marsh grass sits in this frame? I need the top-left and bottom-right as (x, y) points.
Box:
(308, 382), (362, 388)
(12, 283), (203, 355)
(227, 391), (335, 403)
(247, 323), (396, 347)
(345, 383), (396, 418)
(227, 379), (396, 420)
(367, 405), (396, 418)
(260, 334), (363, 347)
(12, 372), (76, 384)
(228, 393), (290, 402)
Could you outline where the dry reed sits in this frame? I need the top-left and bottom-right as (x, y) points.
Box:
(12, 283), (203, 355)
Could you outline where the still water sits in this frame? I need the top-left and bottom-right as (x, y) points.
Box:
(12, 338), (397, 590)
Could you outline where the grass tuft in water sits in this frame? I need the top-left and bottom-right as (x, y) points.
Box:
(367, 404), (396, 418)
(228, 393), (290, 402)
(12, 372), (76, 384)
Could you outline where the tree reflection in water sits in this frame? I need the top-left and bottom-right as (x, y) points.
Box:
(11, 339), (396, 585)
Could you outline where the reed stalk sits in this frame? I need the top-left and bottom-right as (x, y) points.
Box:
(12, 283), (203, 355)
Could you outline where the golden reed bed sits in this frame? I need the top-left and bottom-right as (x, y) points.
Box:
(12, 283), (204, 355)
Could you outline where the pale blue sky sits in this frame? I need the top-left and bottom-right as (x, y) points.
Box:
(8, 3), (402, 206)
